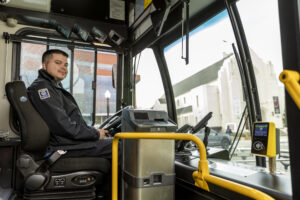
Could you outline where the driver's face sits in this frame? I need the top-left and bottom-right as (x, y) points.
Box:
(42, 53), (68, 82)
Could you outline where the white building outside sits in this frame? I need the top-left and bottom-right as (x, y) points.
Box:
(153, 49), (285, 132)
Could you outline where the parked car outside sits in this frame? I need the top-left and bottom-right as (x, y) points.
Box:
(194, 128), (232, 149)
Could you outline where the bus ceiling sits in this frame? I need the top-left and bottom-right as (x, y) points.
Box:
(0, 0), (238, 56)
(130, 0), (238, 57)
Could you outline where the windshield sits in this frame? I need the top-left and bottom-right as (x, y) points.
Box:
(164, 10), (241, 132)
(164, 0), (289, 173)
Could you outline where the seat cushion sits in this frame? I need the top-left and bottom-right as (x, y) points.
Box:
(49, 157), (110, 174)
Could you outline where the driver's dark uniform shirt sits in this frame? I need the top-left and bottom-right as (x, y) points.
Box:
(27, 69), (115, 159)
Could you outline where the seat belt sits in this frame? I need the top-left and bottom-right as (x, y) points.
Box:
(38, 150), (67, 172)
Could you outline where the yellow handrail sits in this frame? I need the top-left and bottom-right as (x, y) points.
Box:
(279, 70), (300, 109)
(204, 175), (273, 200)
(112, 132), (274, 200)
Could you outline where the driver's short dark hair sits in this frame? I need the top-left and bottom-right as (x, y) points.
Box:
(42, 49), (69, 63)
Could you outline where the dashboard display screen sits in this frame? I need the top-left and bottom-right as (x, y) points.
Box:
(134, 112), (149, 120)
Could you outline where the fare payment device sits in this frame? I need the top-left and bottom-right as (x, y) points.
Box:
(251, 122), (276, 157)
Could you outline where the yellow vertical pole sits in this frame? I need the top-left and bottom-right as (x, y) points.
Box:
(112, 137), (119, 200)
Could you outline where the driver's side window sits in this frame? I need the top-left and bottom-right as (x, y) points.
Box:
(19, 42), (117, 126)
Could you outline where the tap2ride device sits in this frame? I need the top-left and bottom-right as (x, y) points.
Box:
(251, 122), (276, 157)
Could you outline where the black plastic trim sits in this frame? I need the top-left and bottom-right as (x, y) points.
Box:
(278, 1), (300, 199)
(225, 1), (265, 167)
(152, 45), (177, 123)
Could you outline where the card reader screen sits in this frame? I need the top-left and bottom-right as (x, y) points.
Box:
(254, 123), (269, 137)
(134, 112), (149, 120)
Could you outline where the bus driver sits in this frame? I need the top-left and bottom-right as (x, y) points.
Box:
(27, 49), (116, 159)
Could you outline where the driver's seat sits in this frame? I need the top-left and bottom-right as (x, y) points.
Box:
(5, 81), (110, 199)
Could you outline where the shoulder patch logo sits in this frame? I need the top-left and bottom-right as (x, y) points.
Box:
(38, 88), (50, 100)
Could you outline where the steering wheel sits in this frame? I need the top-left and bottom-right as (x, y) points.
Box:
(175, 112), (213, 152)
(99, 105), (133, 136)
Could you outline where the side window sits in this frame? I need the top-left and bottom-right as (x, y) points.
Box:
(73, 49), (95, 124)
(95, 52), (117, 124)
(134, 48), (167, 111)
(20, 42), (46, 87)
(19, 40), (117, 126)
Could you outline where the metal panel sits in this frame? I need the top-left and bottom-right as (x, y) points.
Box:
(121, 109), (177, 200)
(124, 184), (174, 200)
(123, 139), (175, 200)
(124, 139), (174, 177)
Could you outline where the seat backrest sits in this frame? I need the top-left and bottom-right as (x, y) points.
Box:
(5, 81), (50, 158)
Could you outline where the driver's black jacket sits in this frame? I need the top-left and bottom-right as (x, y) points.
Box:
(27, 69), (100, 151)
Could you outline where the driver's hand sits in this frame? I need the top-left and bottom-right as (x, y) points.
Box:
(97, 129), (110, 140)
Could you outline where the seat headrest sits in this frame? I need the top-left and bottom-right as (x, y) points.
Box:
(5, 81), (50, 157)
